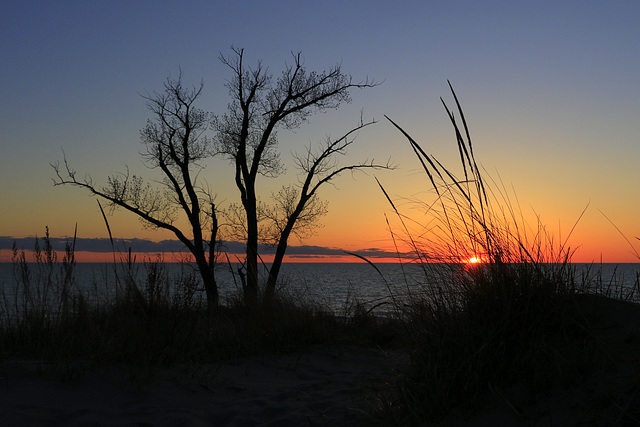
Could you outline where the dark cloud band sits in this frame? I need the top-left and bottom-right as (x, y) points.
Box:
(0, 236), (405, 259)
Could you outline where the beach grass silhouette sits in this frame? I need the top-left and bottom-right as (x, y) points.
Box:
(373, 84), (640, 424)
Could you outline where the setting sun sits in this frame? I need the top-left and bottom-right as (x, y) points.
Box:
(468, 257), (482, 264)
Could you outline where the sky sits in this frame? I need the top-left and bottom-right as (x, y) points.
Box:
(1, 0), (639, 263)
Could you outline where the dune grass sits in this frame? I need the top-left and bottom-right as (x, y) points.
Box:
(0, 232), (402, 382)
(372, 84), (640, 424)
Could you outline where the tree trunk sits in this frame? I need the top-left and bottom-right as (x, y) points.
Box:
(244, 198), (260, 306)
(264, 231), (291, 304)
(195, 255), (218, 312)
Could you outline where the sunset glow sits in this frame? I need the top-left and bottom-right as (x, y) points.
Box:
(1, 3), (639, 264)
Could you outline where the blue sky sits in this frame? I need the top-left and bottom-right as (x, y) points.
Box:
(1, 1), (639, 262)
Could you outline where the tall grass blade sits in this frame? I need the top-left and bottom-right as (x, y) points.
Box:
(384, 115), (442, 197)
(375, 177), (399, 214)
(97, 199), (114, 249)
(598, 208), (640, 259)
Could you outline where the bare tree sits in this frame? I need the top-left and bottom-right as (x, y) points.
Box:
(52, 74), (221, 311)
(213, 48), (389, 303)
(262, 119), (391, 302)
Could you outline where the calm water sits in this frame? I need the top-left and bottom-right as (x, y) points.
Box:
(1, 262), (639, 316)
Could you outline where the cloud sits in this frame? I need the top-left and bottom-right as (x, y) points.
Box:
(0, 236), (407, 259)
(0, 236), (184, 253)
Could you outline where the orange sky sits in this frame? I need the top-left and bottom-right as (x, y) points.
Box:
(1, 2), (639, 264)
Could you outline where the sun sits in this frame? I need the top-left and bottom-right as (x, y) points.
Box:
(468, 257), (481, 264)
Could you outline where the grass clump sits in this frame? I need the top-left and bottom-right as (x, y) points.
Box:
(378, 83), (596, 423)
(0, 235), (401, 379)
(398, 263), (586, 422)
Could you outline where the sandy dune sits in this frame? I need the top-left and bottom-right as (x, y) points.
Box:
(0, 345), (407, 426)
(2, 294), (639, 425)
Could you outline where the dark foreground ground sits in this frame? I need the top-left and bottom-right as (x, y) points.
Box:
(0, 294), (638, 426)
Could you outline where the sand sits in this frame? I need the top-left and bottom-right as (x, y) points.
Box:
(0, 345), (407, 426)
(1, 294), (639, 426)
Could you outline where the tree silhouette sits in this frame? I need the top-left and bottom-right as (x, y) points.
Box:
(54, 48), (391, 308)
(52, 73), (221, 311)
(213, 48), (390, 303)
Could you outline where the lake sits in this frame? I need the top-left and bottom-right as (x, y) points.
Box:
(1, 262), (639, 316)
